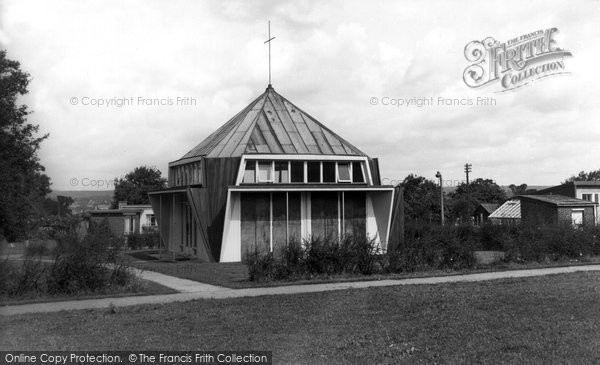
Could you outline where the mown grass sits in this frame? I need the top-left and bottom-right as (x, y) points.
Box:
(121, 254), (250, 288)
(0, 278), (177, 306)
(2, 272), (600, 364)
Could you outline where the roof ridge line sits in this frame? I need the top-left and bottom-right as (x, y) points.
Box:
(231, 98), (269, 156)
(264, 92), (301, 153)
(210, 92), (269, 157)
(274, 90), (366, 156)
(177, 90), (269, 161)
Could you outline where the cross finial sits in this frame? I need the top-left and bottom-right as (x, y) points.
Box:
(264, 20), (276, 87)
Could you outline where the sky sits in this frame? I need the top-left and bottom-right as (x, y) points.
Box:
(1, 0), (599, 190)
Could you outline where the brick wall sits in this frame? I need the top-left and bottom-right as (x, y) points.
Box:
(521, 200), (596, 227)
(521, 200), (557, 226)
(557, 206), (595, 227)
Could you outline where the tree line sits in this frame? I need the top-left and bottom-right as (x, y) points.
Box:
(400, 170), (600, 225)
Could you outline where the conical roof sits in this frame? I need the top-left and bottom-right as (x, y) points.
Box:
(177, 85), (366, 160)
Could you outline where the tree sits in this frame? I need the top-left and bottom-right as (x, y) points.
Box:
(0, 49), (51, 241)
(112, 166), (167, 208)
(449, 178), (506, 221)
(563, 169), (600, 183)
(508, 183), (537, 196)
(400, 174), (443, 223)
(42, 195), (74, 216)
(509, 183), (528, 196)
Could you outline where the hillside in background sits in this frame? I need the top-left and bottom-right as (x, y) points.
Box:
(441, 185), (551, 197)
(48, 190), (113, 214)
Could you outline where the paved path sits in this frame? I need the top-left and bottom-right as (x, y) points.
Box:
(2, 264), (600, 316)
(133, 268), (227, 293)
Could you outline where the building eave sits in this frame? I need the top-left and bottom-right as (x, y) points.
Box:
(228, 184), (395, 192)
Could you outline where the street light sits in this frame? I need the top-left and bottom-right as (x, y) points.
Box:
(435, 171), (444, 226)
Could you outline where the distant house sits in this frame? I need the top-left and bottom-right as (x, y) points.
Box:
(473, 203), (500, 225)
(488, 199), (521, 225)
(519, 195), (597, 227)
(88, 201), (157, 237)
(535, 181), (600, 224)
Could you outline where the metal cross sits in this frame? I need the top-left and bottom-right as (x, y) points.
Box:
(264, 21), (276, 86)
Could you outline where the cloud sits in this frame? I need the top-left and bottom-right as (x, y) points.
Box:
(1, 0), (599, 189)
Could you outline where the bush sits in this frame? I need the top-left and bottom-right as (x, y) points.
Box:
(244, 222), (600, 282)
(1, 220), (140, 299)
(245, 235), (384, 281)
(393, 224), (477, 272)
(34, 215), (81, 240)
(0, 258), (48, 297)
(478, 224), (518, 251)
(504, 223), (600, 263)
(126, 232), (161, 250)
(24, 240), (53, 257)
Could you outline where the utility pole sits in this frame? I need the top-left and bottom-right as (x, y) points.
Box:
(435, 171), (444, 226)
(464, 163), (472, 223)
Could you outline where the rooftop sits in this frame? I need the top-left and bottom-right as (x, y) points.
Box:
(477, 203), (500, 215)
(489, 199), (521, 219)
(174, 85), (366, 162)
(536, 180), (600, 195)
(519, 194), (598, 207)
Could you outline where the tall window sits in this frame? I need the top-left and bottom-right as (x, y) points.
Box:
(352, 161), (365, 183)
(241, 192), (302, 261)
(243, 160), (256, 183)
(322, 162), (336, 183)
(275, 161), (289, 183)
(307, 162), (320, 183)
(147, 214), (156, 226)
(337, 162), (351, 182)
(290, 161), (304, 183)
(582, 194), (593, 201)
(258, 161), (273, 182)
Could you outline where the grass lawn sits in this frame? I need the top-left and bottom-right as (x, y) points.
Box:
(2, 272), (600, 363)
(121, 252), (250, 288)
(0, 280), (177, 306)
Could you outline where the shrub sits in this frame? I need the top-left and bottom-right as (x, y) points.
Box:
(126, 232), (161, 250)
(505, 223), (600, 263)
(246, 251), (278, 282)
(245, 235), (384, 281)
(245, 222), (600, 282)
(393, 224), (476, 272)
(1, 219), (140, 299)
(0, 258), (48, 297)
(478, 223), (517, 251)
(24, 240), (53, 257)
(34, 215), (81, 240)
(47, 221), (126, 294)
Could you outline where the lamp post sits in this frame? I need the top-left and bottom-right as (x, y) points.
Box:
(435, 171), (444, 226)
